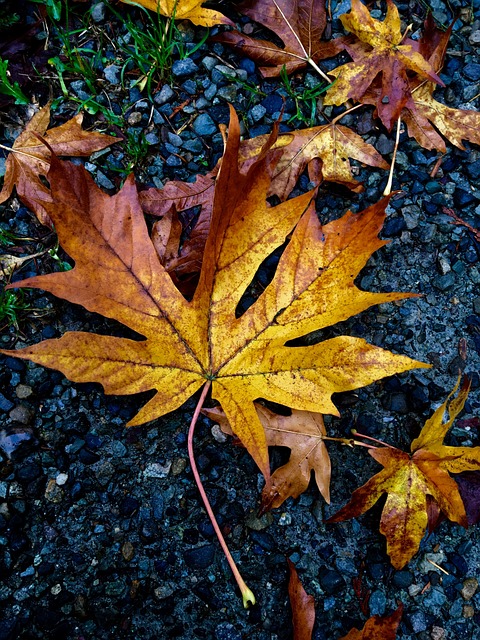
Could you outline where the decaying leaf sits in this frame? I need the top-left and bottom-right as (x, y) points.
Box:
(328, 377), (478, 569)
(214, 0), (343, 78)
(288, 559), (315, 640)
(324, 0), (443, 130)
(0, 103), (120, 227)
(339, 605), (403, 640)
(401, 80), (480, 153)
(203, 404), (332, 510)
(120, 0), (233, 27)
(1, 107), (426, 485)
(383, 14), (480, 152)
(140, 168), (217, 294)
(240, 123), (389, 199)
(0, 250), (46, 278)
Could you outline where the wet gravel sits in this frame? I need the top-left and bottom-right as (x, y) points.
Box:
(1, 0), (480, 638)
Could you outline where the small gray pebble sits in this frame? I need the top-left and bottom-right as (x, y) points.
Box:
(369, 589), (386, 616)
(193, 113), (217, 136)
(167, 132), (183, 147)
(166, 155), (182, 167)
(145, 133), (159, 145)
(204, 83), (217, 100)
(103, 64), (120, 84)
(96, 171), (115, 190)
(91, 1), (106, 22)
(434, 272), (456, 291)
(217, 85), (237, 101)
(154, 85), (174, 105)
(249, 104), (267, 123)
(172, 59), (198, 77)
(202, 56), (218, 71)
(195, 97), (210, 109)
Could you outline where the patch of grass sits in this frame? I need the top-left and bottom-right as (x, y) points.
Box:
(0, 59), (29, 105)
(279, 66), (332, 127)
(108, 2), (208, 96)
(48, 240), (73, 272)
(106, 130), (150, 177)
(0, 228), (28, 248)
(0, 6), (20, 29)
(0, 288), (31, 329)
(30, 0), (62, 21)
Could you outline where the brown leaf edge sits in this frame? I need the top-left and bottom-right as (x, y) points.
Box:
(339, 604), (403, 640)
(288, 559), (316, 640)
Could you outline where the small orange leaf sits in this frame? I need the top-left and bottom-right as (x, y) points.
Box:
(240, 123), (389, 199)
(119, 0), (233, 26)
(0, 103), (120, 227)
(339, 604), (403, 640)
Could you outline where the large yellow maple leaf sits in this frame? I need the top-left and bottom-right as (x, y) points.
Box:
(328, 378), (478, 569)
(1, 108), (426, 483)
(121, 0), (233, 26)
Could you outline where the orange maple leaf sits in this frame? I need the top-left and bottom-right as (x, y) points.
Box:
(119, 0), (233, 26)
(0, 103), (120, 227)
(324, 0), (443, 130)
(339, 605), (403, 640)
(239, 122), (389, 199)
(1, 108), (426, 485)
(328, 377), (478, 569)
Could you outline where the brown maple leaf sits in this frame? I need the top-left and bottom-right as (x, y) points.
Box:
(140, 168), (217, 295)
(0, 103), (120, 227)
(324, 0), (443, 131)
(119, 0), (233, 26)
(1, 107), (426, 485)
(363, 14), (480, 152)
(240, 122), (389, 199)
(339, 605), (403, 640)
(213, 0), (343, 78)
(203, 404), (332, 511)
(327, 377), (477, 569)
(288, 559), (315, 640)
(402, 84), (480, 153)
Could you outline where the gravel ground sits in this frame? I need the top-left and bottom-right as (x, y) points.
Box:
(1, 0), (480, 638)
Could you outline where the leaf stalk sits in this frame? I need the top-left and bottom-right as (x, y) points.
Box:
(188, 380), (256, 608)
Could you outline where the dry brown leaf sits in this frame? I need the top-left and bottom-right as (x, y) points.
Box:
(0, 103), (120, 227)
(361, 14), (480, 152)
(288, 559), (315, 640)
(213, 0), (344, 78)
(203, 405), (331, 510)
(402, 83), (480, 152)
(139, 169), (217, 295)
